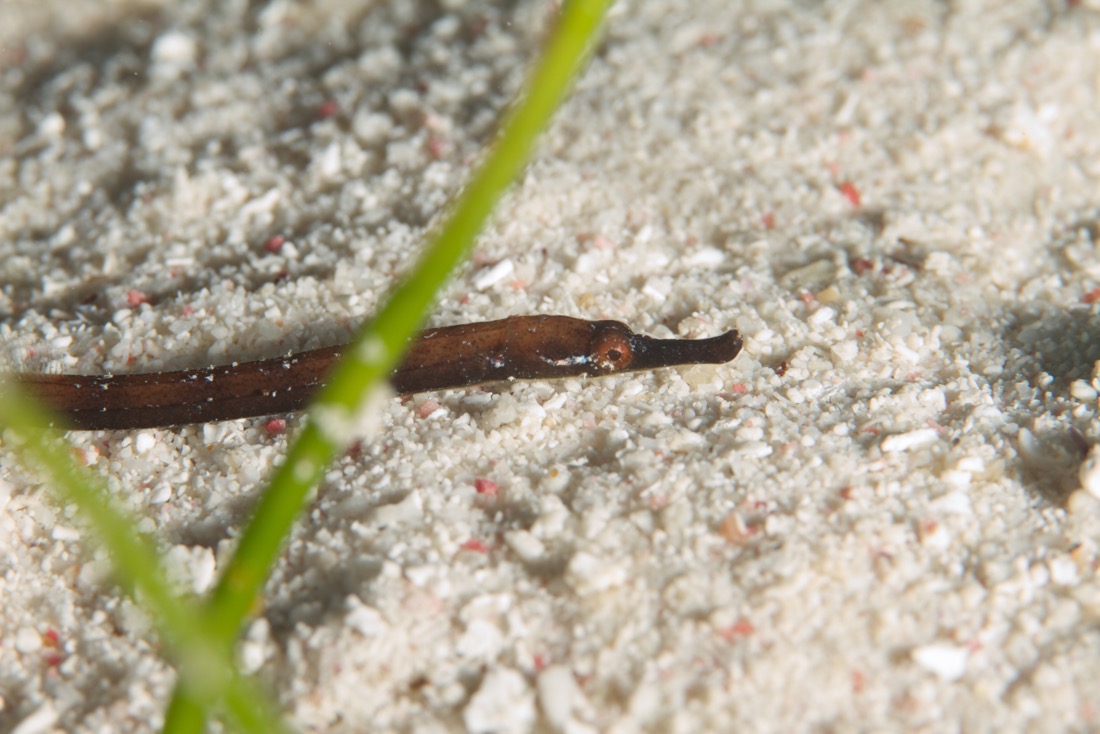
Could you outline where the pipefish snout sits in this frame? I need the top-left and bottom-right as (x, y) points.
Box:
(9, 315), (743, 431)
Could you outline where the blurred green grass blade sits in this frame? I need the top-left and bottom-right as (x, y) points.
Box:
(2, 1), (614, 729)
(180, 0), (613, 725)
(161, 692), (205, 734)
(0, 384), (290, 734)
(201, 0), (614, 648)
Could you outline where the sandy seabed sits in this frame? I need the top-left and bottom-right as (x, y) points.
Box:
(3, 1), (1100, 732)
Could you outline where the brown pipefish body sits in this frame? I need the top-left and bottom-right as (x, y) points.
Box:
(10, 315), (743, 431)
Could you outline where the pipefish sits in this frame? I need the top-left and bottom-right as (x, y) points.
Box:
(9, 315), (742, 431)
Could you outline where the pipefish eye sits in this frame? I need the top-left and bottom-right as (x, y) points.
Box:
(589, 325), (635, 372)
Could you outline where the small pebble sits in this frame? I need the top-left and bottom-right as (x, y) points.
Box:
(912, 643), (968, 681)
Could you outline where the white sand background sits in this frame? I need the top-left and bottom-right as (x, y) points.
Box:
(3, 0), (1100, 731)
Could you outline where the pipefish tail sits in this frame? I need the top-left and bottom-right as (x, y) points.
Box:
(9, 315), (743, 431)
